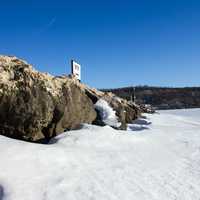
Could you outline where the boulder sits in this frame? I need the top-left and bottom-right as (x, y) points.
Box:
(0, 56), (96, 142)
(84, 87), (140, 130)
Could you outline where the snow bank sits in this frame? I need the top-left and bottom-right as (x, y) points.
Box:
(94, 99), (121, 127)
(0, 109), (200, 200)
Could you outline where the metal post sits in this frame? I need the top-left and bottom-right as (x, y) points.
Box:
(133, 87), (136, 103)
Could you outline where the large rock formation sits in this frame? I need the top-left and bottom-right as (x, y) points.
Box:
(0, 56), (140, 142)
(0, 56), (96, 142)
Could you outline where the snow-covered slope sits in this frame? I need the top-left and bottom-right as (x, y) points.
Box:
(0, 109), (200, 200)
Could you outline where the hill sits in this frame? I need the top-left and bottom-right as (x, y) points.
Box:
(102, 86), (200, 110)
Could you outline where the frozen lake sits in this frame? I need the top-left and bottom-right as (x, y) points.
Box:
(0, 109), (200, 200)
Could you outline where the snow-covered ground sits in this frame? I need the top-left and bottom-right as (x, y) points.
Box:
(0, 109), (200, 200)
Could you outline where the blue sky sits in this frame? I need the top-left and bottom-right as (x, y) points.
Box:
(0, 0), (200, 88)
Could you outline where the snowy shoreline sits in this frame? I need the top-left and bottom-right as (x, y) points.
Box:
(0, 109), (200, 199)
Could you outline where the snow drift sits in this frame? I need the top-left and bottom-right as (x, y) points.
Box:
(94, 99), (121, 127)
(0, 109), (200, 199)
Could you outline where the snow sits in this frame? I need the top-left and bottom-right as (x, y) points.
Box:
(127, 117), (152, 131)
(94, 99), (121, 127)
(0, 109), (200, 199)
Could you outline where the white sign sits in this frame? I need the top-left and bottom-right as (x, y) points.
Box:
(71, 60), (81, 81)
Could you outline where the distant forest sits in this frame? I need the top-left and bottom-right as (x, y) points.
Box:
(102, 86), (200, 110)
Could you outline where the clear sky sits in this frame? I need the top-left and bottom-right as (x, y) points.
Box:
(0, 0), (200, 88)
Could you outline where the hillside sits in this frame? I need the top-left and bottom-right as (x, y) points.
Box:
(102, 86), (200, 110)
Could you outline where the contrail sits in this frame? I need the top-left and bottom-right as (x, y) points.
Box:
(46, 17), (56, 29)
(36, 17), (56, 35)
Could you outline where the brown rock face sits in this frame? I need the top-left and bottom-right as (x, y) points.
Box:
(0, 56), (96, 142)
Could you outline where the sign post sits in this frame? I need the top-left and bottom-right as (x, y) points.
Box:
(71, 60), (81, 81)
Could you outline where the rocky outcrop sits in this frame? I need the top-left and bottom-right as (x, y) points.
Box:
(0, 56), (140, 142)
(0, 56), (96, 142)
(84, 87), (140, 130)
